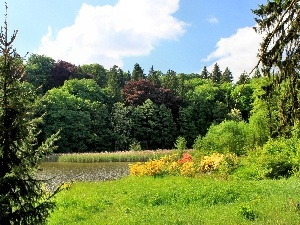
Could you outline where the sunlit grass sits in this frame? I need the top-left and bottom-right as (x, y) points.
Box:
(47, 176), (300, 225)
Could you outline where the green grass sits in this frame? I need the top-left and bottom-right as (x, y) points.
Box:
(44, 150), (177, 163)
(47, 176), (300, 225)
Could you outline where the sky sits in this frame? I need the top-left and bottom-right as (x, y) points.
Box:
(4, 0), (266, 81)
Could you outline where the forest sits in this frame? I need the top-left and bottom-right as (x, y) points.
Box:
(23, 55), (261, 153)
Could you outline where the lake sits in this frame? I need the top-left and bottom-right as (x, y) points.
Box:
(39, 162), (130, 190)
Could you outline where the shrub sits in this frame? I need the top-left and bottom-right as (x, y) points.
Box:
(258, 138), (300, 179)
(192, 135), (202, 151)
(200, 120), (249, 156)
(198, 153), (224, 173)
(174, 136), (187, 154)
(129, 140), (142, 151)
(218, 153), (239, 176)
(129, 152), (231, 177)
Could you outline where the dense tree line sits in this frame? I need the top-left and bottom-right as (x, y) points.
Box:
(22, 54), (257, 152)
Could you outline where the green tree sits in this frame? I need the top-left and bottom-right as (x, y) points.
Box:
(156, 104), (177, 149)
(200, 66), (209, 79)
(236, 71), (250, 85)
(231, 83), (254, 121)
(185, 80), (230, 136)
(211, 63), (222, 84)
(162, 69), (178, 93)
(147, 65), (161, 86)
(24, 54), (54, 94)
(178, 106), (198, 147)
(81, 63), (108, 88)
(111, 102), (133, 151)
(0, 5), (59, 224)
(132, 63), (145, 81)
(40, 79), (111, 152)
(253, 0), (300, 136)
(221, 67), (233, 83)
(106, 65), (125, 103)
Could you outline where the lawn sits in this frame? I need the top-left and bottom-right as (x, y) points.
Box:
(47, 175), (300, 225)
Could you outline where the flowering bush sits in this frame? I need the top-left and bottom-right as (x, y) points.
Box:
(199, 153), (224, 173)
(129, 152), (237, 177)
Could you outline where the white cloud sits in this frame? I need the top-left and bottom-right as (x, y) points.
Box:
(207, 16), (219, 24)
(203, 26), (262, 82)
(36, 0), (187, 68)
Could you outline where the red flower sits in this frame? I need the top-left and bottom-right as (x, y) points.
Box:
(178, 153), (192, 164)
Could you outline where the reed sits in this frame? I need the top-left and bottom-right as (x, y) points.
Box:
(45, 150), (177, 163)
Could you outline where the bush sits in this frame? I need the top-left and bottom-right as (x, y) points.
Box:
(200, 120), (249, 155)
(258, 138), (300, 179)
(129, 140), (142, 151)
(174, 136), (187, 156)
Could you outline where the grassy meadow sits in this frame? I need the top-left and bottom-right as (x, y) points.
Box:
(46, 137), (300, 224)
(47, 176), (300, 225)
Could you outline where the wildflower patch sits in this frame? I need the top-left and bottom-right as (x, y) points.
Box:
(129, 152), (236, 177)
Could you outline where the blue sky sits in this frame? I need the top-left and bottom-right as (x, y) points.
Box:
(4, 0), (265, 81)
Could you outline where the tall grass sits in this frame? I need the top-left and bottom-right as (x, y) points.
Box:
(45, 150), (176, 163)
(48, 176), (300, 225)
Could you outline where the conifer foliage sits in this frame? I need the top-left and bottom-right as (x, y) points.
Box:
(0, 4), (59, 224)
(253, 0), (300, 136)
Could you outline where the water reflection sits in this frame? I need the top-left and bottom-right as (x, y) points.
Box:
(38, 162), (129, 189)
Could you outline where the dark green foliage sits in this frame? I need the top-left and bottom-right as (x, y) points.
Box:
(131, 63), (145, 81)
(200, 66), (209, 79)
(221, 67), (233, 83)
(147, 65), (161, 86)
(40, 79), (111, 153)
(236, 71), (250, 85)
(106, 65), (127, 103)
(231, 83), (254, 121)
(162, 69), (178, 93)
(24, 54), (54, 94)
(185, 80), (231, 136)
(239, 205), (258, 221)
(0, 5), (59, 224)
(177, 106), (198, 147)
(130, 99), (176, 149)
(81, 63), (108, 88)
(111, 102), (133, 151)
(210, 63), (222, 84)
(156, 104), (177, 149)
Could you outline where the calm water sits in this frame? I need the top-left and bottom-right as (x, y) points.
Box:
(38, 162), (130, 190)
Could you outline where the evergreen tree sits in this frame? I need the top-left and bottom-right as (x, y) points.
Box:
(253, 0), (300, 136)
(200, 66), (209, 79)
(211, 63), (222, 84)
(236, 71), (250, 85)
(147, 65), (161, 86)
(106, 65), (124, 103)
(162, 69), (178, 93)
(157, 104), (176, 149)
(221, 67), (233, 83)
(131, 63), (145, 81)
(0, 4), (59, 224)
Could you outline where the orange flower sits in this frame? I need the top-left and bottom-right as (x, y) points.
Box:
(178, 153), (192, 164)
